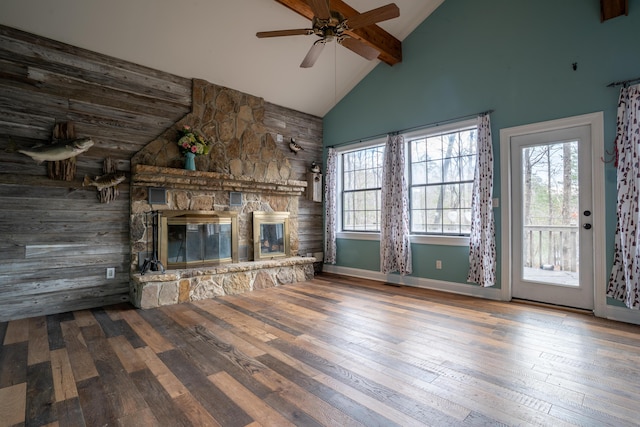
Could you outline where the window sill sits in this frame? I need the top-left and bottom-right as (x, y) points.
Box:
(336, 232), (470, 246)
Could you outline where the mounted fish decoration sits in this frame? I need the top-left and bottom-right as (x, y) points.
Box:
(19, 137), (94, 163)
(83, 173), (126, 191)
(84, 157), (124, 204)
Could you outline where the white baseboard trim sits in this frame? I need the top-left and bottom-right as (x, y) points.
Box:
(605, 305), (640, 326)
(322, 265), (503, 301)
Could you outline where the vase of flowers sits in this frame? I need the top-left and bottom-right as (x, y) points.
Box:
(177, 125), (210, 170)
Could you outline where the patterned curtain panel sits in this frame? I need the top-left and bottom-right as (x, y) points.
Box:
(324, 148), (337, 264)
(380, 134), (412, 275)
(607, 85), (640, 309)
(467, 114), (496, 287)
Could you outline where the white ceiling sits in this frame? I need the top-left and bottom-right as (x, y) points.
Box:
(0, 0), (443, 117)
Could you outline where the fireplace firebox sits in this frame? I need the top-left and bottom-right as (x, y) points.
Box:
(159, 211), (238, 269)
(253, 211), (290, 260)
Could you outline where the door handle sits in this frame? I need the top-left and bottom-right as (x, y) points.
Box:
(583, 223), (592, 230)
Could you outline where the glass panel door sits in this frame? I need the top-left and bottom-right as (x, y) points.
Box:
(521, 141), (579, 286)
(511, 125), (594, 310)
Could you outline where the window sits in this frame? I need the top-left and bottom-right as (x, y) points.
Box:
(341, 144), (385, 231)
(408, 124), (477, 235)
(337, 119), (477, 238)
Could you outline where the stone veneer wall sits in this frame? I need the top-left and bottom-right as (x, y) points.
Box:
(129, 78), (315, 308)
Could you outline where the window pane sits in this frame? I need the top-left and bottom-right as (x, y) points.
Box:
(460, 129), (477, 155)
(443, 184), (460, 209)
(366, 167), (379, 188)
(354, 191), (365, 210)
(460, 208), (472, 234)
(365, 190), (378, 209)
(412, 187), (426, 209)
(427, 210), (442, 233)
(444, 209), (460, 234)
(354, 211), (365, 230)
(442, 133), (458, 159)
(344, 211), (354, 228)
(412, 209), (426, 232)
(366, 210), (379, 229)
(426, 185), (442, 210)
(460, 155), (475, 181)
(427, 135), (444, 160)
(412, 139), (427, 162)
(460, 182), (473, 207)
(426, 160), (442, 183)
(412, 162), (427, 185)
(343, 192), (354, 211)
(444, 156), (461, 183)
(344, 171), (354, 191)
(354, 170), (366, 189)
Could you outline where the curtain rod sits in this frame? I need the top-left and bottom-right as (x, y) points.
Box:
(328, 109), (494, 149)
(607, 77), (640, 87)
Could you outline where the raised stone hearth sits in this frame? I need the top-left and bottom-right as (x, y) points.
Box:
(131, 257), (315, 309)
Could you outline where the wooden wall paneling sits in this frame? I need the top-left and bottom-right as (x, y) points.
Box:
(0, 82), (70, 115)
(0, 24), (192, 321)
(0, 30), (191, 104)
(264, 102), (324, 258)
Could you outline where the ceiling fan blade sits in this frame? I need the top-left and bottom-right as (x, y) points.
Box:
(339, 37), (379, 60)
(308, 0), (330, 20)
(345, 3), (400, 30)
(256, 29), (313, 38)
(300, 41), (325, 68)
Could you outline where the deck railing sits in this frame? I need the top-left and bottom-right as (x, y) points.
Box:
(523, 225), (578, 272)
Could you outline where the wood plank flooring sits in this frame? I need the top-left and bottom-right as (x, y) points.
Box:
(1, 273), (640, 426)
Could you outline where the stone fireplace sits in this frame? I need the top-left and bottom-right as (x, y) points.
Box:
(128, 78), (317, 309)
(129, 166), (315, 309)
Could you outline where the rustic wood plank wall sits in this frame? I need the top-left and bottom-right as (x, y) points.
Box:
(0, 25), (189, 322)
(264, 102), (324, 258)
(0, 25), (324, 321)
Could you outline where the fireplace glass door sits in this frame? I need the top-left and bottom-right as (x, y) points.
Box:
(168, 223), (232, 264)
(253, 211), (290, 260)
(159, 211), (238, 269)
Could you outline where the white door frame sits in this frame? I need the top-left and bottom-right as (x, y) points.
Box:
(500, 112), (606, 317)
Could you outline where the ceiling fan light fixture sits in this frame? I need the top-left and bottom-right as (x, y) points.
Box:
(257, 1), (400, 68)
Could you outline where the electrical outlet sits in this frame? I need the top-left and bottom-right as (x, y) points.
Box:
(436, 260), (442, 269)
(106, 267), (116, 279)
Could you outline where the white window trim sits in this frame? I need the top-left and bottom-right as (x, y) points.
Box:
(335, 118), (477, 247)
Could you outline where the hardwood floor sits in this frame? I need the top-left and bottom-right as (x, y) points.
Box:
(1, 273), (640, 426)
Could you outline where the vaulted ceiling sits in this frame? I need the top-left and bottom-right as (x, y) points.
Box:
(0, 0), (444, 117)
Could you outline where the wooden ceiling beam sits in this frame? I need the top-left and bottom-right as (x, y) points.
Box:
(600, 0), (628, 22)
(274, 0), (402, 65)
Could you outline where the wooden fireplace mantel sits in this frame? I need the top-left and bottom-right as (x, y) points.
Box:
(132, 165), (307, 196)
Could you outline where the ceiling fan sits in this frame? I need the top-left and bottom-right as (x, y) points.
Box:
(257, 1), (400, 68)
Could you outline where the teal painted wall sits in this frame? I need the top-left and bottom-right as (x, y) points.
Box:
(323, 0), (640, 300)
